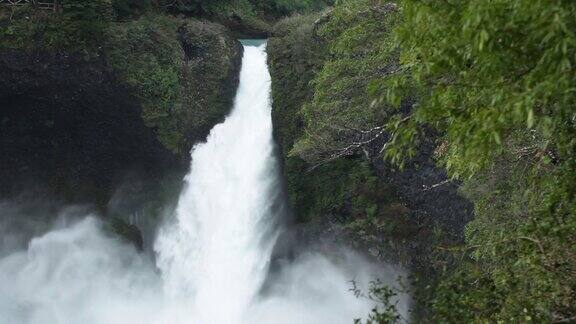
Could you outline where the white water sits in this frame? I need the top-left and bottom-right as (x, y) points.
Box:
(155, 43), (281, 322)
(0, 43), (408, 324)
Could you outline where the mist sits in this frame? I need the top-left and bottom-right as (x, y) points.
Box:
(0, 215), (408, 324)
(0, 42), (409, 324)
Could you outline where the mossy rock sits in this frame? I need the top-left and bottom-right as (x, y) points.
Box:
(106, 15), (243, 155)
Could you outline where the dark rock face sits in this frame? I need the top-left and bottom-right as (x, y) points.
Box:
(212, 14), (271, 39)
(0, 50), (178, 207)
(277, 106), (473, 271)
(366, 134), (475, 271)
(372, 137), (474, 242)
(284, 141), (474, 272)
(109, 217), (145, 251)
(0, 17), (243, 250)
(0, 19), (243, 206)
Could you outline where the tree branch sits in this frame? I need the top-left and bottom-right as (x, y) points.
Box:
(307, 114), (412, 172)
(421, 179), (451, 191)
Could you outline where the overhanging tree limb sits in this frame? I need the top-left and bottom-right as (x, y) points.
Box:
(307, 114), (412, 171)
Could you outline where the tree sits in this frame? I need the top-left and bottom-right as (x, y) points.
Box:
(377, 0), (576, 321)
(291, 0), (403, 168)
(352, 279), (403, 324)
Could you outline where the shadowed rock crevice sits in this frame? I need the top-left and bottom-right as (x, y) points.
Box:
(0, 18), (243, 215)
(0, 51), (175, 207)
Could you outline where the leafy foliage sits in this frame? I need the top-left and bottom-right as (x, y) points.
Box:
(161, 0), (254, 17)
(291, 0), (401, 165)
(0, 0), (328, 51)
(381, 0), (576, 177)
(153, 0), (327, 18)
(375, 1), (576, 322)
(427, 136), (576, 322)
(269, 11), (401, 224)
(252, 0), (328, 17)
(352, 279), (403, 324)
(273, 0), (576, 322)
(112, 0), (151, 19)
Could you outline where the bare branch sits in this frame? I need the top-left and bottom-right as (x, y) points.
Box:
(306, 114), (412, 172)
(553, 315), (576, 323)
(421, 179), (451, 192)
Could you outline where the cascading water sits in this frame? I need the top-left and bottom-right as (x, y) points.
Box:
(0, 41), (409, 324)
(155, 41), (281, 323)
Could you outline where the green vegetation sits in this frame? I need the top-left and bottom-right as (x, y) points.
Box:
(169, 0), (328, 17)
(383, 1), (576, 322)
(268, 11), (401, 224)
(352, 279), (404, 324)
(291, 0), (401, 165)
(1, 0), (328, 151)
(252, 0), (328, 17)
(269, 2), (418, 263)
(163, 0), (254, 17)
(1, 0), (246, 154)
(271, 0), (575, 322)
(112, 0), (150, 19)
(105, 15), (241, 153)
(105, 16), (183, 151)
(4, 0), (574, 320)
(0, 0), (110, 52)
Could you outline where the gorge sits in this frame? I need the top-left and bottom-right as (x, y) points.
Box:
(0, 41), (408, 324)
(1, 0), (575, 322)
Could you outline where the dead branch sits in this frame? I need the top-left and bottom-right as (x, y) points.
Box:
(421, 179), (451, 191)
(552, 315), (576, 323)
(307, 114), (412, 172)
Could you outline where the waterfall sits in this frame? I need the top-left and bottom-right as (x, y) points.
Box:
(0, 41), (409, 324)
(155, 41), (280, 323)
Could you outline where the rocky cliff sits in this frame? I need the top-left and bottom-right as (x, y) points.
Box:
(0, 14), (242, 243)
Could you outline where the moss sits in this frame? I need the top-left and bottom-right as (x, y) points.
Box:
(289, 158), (381, 222)
(268, 13), (415, 255)
(267, 12), (327, 222)
(1, 11), (241, 155)
(0, 0), (111, 52)
(104, 15), (242, 154)
(268, 12), (407, 231)
(268, 12), (327, 150)
(435, 145), (574, 321)
(0, 12), (241, 220)
(176, 19), (242, 148)
(105, 15), (182, 150)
